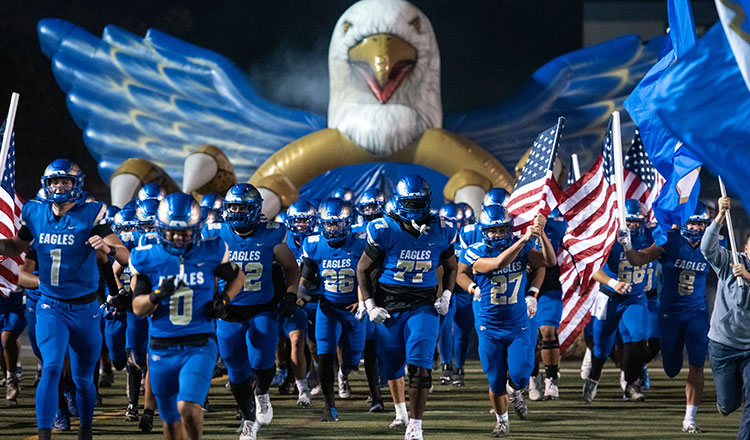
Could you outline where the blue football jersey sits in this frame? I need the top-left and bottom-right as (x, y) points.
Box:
(601, 239), (656, 298)
(545, 218), (567, 255)
(21, 199), (107, 300)
(459, 224), (483, 252)
(129, 237), (228, 337)
(659, 229), (709, 311)
(24, 245), (42, 301)
(203, 221), (286, 306)
(460, 241), (531, 329)
(366, 215), (456, 288)
(302, 232), (367, 304)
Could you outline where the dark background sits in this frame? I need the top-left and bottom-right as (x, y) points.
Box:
(0, 0), (586, 201)
(0, 0), (724, 206)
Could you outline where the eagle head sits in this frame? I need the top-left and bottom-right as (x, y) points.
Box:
(328, 0), (442, 157)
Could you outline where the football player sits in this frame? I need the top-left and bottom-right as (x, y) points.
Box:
(529, 208), (567, 401)
(199, 192), (224, 224)
(357, 175), (457, 440)
(584, 199), (654, 403)
(617, 202), (712, 432)
(437, 203), (462, 386)
(203, 184), (300, 436)
(300, 198), (367, 421)
(284, 200), (320, 406)
(457, 205), (555, 438)
(354, 189), (387, 412)
(131, 192), (243, 440)
(0, 159), (130, 440)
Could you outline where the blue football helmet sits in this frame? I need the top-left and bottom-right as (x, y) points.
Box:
(391, 175), (432, 222)
(457, 203), (475, 226)
(35, 187), (47, 202)
(482, 187), (509, 207)
(478, 204), (515, 249)
(357, 188), (385, 222)
(285, 200), (317, 239)
(318, 198), (353, 244)
(104, 205), (120, 230)
(200, 192), (224, 224)
(681, 201), (711, 243)
(155, 193), (203, 255)
(439, 203), (463, 224)
(137, 183), (166, 202)
(331, 187), (355, 202)
(136, 199), (160, 231)
(223, 184), (263, 231)
(624, 199), (646, 240)
(113, 201), (138, 233)
(40, 159), (85, 203)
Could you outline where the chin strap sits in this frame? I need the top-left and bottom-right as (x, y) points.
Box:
(411, 219), (427, 235)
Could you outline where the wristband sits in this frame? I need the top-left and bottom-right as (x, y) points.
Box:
(528, 286), (540, 297)
(108, 245), (117, 257)
(468, 283), (478, 295)
(607, 278), (619, 289)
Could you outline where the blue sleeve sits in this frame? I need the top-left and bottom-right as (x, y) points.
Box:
(461, 243), (484, 266)
(366, 218), (390, 249)
(21, 202), (36, 239)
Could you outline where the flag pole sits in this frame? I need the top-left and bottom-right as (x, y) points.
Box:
(611, 111), (627, 228)
(570, 154), (581, 180)
(0, 93), (20, 176)
(718, 176), (743, 286)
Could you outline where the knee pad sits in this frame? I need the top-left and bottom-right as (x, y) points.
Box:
(407, 364), (432, 390)
(541, 337), (560, 350)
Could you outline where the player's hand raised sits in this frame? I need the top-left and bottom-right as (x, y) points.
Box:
(616, 228), (632, 251)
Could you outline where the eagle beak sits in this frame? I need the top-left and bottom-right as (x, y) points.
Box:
(348, 33), (416, 104)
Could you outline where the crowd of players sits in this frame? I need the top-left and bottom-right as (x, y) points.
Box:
(0, 158), (742, 439)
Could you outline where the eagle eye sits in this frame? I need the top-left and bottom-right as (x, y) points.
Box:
(409, 17), (421, 33)
(343, 21), (351, 33)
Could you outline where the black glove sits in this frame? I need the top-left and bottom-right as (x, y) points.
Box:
(150, 276), (180, 304)
(277, 291), (297, 318)
(109, 287), (132, 311)
(206, 292), (230, 320)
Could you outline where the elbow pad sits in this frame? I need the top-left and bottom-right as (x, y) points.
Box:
(213, 261), (240, 283)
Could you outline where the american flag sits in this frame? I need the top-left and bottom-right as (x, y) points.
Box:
(505, 117), (564, 233)
(556, 115), (620, 354)
(0, 122), (23, 297)
(622, 130), (665, 223)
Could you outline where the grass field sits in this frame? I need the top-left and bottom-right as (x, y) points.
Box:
(1, 358), (742, 440)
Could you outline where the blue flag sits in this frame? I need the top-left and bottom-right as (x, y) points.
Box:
(623, 0), (701, 230)
(652, 22), (750, 214)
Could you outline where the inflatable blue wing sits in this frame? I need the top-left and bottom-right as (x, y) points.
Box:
(445, 35), (664, 173)
(38, 18), (326, 184)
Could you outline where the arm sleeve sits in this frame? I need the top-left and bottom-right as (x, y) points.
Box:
(439, 246), (455, 262)
(133, 274), (153, 296)
(701, 221), (730, 275)
(18, 225), (33, 242)
(364, 243), (385, 264)
(91, 224), (114, 238)
(300, 258), (319, 281)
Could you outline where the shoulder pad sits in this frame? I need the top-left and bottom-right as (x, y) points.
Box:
(371, 218), (388, 229)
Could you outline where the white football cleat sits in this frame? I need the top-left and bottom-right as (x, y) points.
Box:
(255, 393), (273, 425)
(296, 389), (312, 408)
(239, 419), (260, 440)
(404, 424), (424, 440)
(390, 416), (409, 429)
(528, 373), (543, 401)
(337, 370), (352, 399)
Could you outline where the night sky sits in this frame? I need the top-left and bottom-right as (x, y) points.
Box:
(0, 0), (585, 201)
